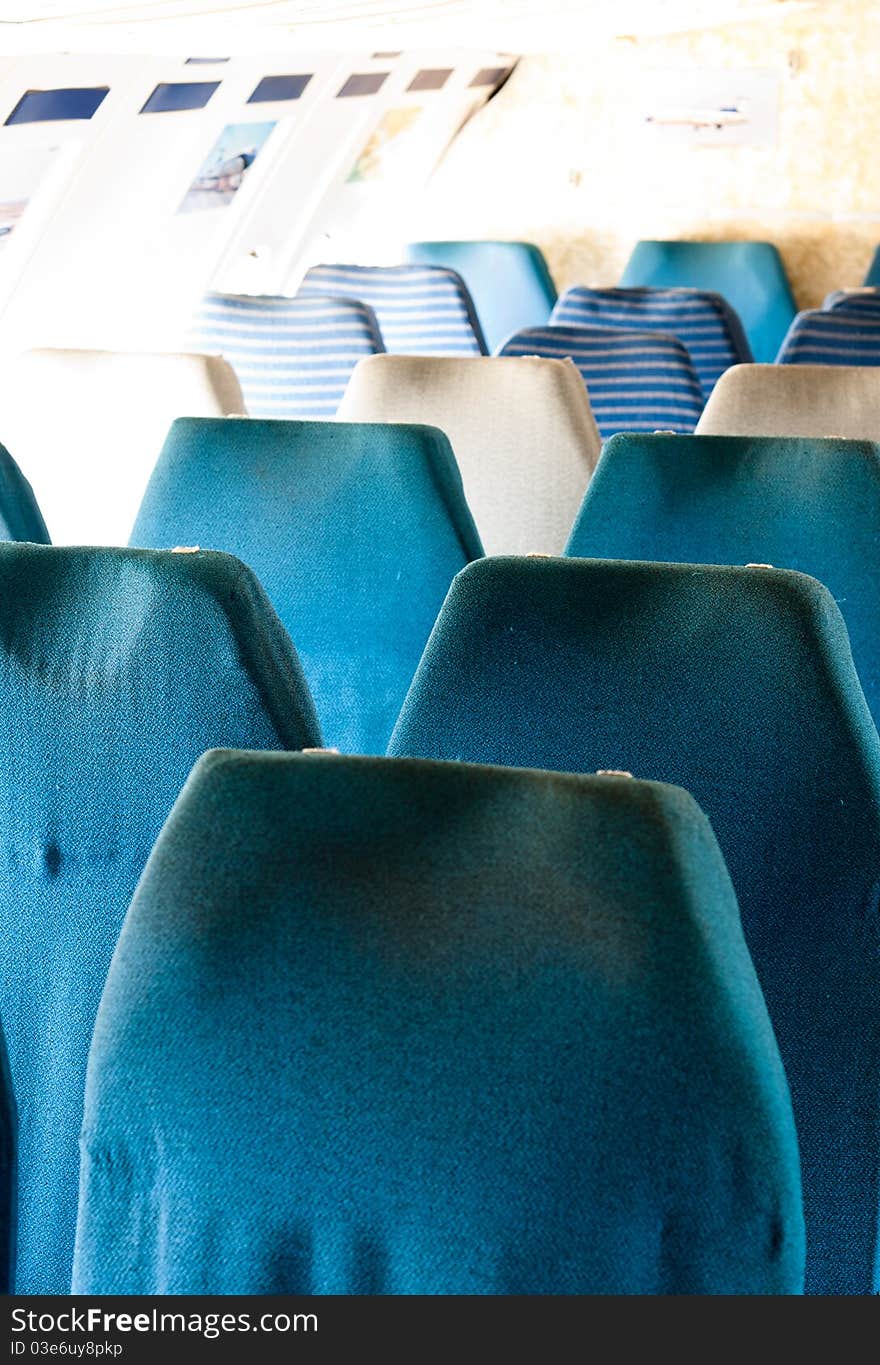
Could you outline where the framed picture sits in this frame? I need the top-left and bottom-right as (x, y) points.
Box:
(178, 121), (276, 214)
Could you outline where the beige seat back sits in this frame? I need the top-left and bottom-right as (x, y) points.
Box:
(338, 354), (601, 556)
(696, 363), (880, 439)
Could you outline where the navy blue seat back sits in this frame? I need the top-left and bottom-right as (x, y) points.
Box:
(551, 285), (750, 397)
(406, 240), (557, 352)
(620, 240), (796, 364)
(389, 556), (880, 1295)
(823, 289), (880, 313)
(190, 292), (385, 418)
(498, 324), (704, 436)
(566, 433), (880, 727)
(0, 442), (49, 544)
(0, 545), (319, 1292)
(130, 418), (482, 755)
(299, 263), (487, 355)
(777, 307), (880, 364)
(74, 750), (804, 1295)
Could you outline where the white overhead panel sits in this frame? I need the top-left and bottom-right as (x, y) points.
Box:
(0, 1), (818, 56)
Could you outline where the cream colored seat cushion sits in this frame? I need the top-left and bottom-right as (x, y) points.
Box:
(0, 349), (244, 545)
(338, 354), (601, 556)
(696, 363), (880, 439)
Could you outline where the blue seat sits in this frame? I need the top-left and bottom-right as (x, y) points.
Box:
(0, 442), (49, 544)
(74, 750), (804, 1295)
(406, 240), (557, 352)
(620, 241), (796, 364)
(498, 324), (704, 436)
(567, 433), (880, 728)
(863, 247), (880, 286)
(389, 556), (880, 1295)
(190, 292), (385, 418)
(776, 308), (880, 364)
(299, 263), (487, 355)
(551, 285), (749, 398)
(0, 545), (320, 1293)
(0, 1027), (13, 1293)
(130, 418), (481, 755)
(823, 289), (880, 313)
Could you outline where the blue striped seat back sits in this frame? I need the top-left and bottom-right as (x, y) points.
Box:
(499, 324), (704, 437)
(777, 308), (880, 365)
(823, 289), (880, 314)
(190, 292), (385, 418)
(299, 263), (487, 356)
(406, 240), (557, 352)
(551, 286), (751, 398)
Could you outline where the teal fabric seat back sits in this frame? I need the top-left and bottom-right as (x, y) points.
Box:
(620, 241), (797, 364)
(0, 1028), (13, 1293)
(406, 240), (557, 352)
(74, 750), (804, 1295)
(863, 247), (880, 285)
(130, 418), (481, 755)
(389, 556), (880, 1295)
(566, 434), (880, 727)
(0, 545), (320, 1293)
(0, 442), (49, 543)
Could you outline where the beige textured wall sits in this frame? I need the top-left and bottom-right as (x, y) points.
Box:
(416, 2), (880, 307)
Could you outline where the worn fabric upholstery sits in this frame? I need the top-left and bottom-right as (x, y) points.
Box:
(551, 285), (747, 397)
(0, 442), (49, 544)
(0, 348), (244, 545)
(0, 544), (320, 1293)
(620, 240), (796, 364)
(823, 288), (880, 313)
(696, 363), (880, 440)
(190, 292), (385, 418)
(299, 263), (487, 355)
(406, 240), (557, 352)
(566, 433), (880, 725)
(337, 354), (600, 556)
(74, 750), (804, 1295)
(0, 1028), (13, 1293)
(389, 556), (880, 1295)
(498, 324), (704, 435)
(131, 417), (481, 754)
(777, 307), (880, 365)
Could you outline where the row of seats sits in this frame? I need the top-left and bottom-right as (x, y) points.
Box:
(2, 539), (877, 1294)
(11, 338), (880, 559)
(184, 255), (880, 439)
(3, 407), (880, 1290)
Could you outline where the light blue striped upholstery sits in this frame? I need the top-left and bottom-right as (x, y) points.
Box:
(777, 308), (880, 365)
(190, 292), (385, 419)
(823, 289), (880, 314)
(551, 286), (750, 398)
(299, 264), (487, 356)
(406, 241), (557, 352)
(498, 325), (704, 437)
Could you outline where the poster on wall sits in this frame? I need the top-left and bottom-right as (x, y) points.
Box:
(346, 107), (422, 184)
(178, 121), (276, 213)
(0, 144), (58, 246)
